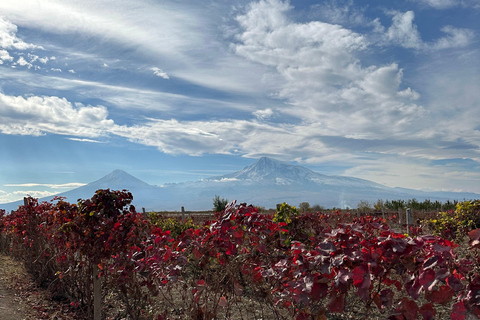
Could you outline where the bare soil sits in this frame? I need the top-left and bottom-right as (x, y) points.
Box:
(0, 254), (76, 320)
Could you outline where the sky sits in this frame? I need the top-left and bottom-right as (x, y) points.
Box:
(0, 0), (480, 204)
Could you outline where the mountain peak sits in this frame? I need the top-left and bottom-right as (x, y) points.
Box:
(90, 169), (152, 189)
(221, 157), (320, 182)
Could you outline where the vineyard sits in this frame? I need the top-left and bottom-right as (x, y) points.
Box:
(1, 189), (480, 319)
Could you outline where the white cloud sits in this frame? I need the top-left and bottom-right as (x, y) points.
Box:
(0, 16), (42, 50)
(310, 0), (369, 27)
(0, 93), (114, 137)
(0, 49), (13, 63)
(68, 69), (75, 73)
(385, 11), (422, 49)
(50, 68), (62, 72)
(0, 190), (57, 203)
(415, 0), (480, 9)
(16, 56), (33, 68)
(150, 67), (169, 79)
(4, 182), (86, 188)
(430, 26), (475, 50)
(378, 11), (474, 50)
(233, 0), (425, 140)
(0, 0), (206, 60)
(397, 87), (420, 100)
(67, 137), (103, 143)
(253, 108), (274, 120)
(38, 56), (49, 64)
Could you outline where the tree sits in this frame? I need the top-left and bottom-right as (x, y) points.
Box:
(374, 199), (384, 211)
(357, 200), (372, 214)
(311, 204), (325, 212)
(298, 202), (311, 212)
(213, 195), (229, 212)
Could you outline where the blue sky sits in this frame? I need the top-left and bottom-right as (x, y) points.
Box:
(1, 0), (480, 204)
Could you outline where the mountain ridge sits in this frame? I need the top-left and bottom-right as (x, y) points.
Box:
(1, 157), (479, 212)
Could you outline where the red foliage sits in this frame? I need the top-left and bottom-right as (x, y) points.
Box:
(2, 197), (480, 319)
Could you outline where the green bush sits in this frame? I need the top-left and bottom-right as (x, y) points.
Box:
(273, 202), (299, 224)
(212, 195), (228, 212)
(426, 200), (480, 240)
(149, 214), (197, 238)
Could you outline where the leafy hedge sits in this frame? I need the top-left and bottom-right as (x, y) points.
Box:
(1, 192), (480, 319)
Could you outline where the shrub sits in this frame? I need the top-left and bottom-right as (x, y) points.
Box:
(148, 214), (197, 238)
(427, 200), (480, 240)
(213, 195), (229, 212)
(273, 202), (299, 224)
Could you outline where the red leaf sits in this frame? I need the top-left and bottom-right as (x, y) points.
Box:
(311, 282), (328, 300)
(296, 311), (309, 320)
(218, 296), (227, 308)
(423, 256), (438, 270)
(451, 301), (467, 320)
(425, 285), (454, 305)
(446, 275), (464, 291)
(327, 294), (344, 313)
(234, 280), (243, 296)
(396, 298), (419, 320)
(234, 229), (243, 238)
(353, 265), (370, 289)
(419, 303), (436, 320)
(379, 288), (395, 309)
(468, 229), (480, 248)
(419, 269), (437, 291)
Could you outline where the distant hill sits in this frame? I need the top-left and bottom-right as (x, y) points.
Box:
(1, 157), (479, 212)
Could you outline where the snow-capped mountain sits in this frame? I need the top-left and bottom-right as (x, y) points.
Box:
(215, 157), (385, 188)
(1, 157), (479, 212)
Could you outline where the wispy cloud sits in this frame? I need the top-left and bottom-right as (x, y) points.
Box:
(0, 190), (57, 203)
(67, 138), (104, 143)
(414, 0), (480, 9)
(4, 183), (86, 188)
(0, 0), (479, 195)
(150, 67), (169, 79)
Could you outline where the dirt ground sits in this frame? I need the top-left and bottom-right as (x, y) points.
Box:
(0, 254), (76, 320)
(0, 283), (27, 320)
(0, 255), (30, 319)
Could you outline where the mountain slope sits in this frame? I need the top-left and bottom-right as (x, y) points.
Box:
(1, 157), (479, 212)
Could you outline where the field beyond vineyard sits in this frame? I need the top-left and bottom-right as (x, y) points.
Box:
(1, 190), (480, 320)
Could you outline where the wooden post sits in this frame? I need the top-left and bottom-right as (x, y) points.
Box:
(24, 197), (28, 206)
(181, 206), (185, 221)
(382, 206), (385, 220)
(93, 265), (101, 320)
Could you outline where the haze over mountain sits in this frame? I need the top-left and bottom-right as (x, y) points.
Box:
(1, 157), (478, 212)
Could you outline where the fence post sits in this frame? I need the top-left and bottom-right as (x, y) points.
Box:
(181, 206), (185, 221)
(93, 264), (101, 320)
(406, 208), (412, 233)
(382, 206), (385, 220)
(24, 197), (28, 206)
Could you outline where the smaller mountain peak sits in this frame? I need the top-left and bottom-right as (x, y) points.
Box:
(109, 169), (129, 176)
(91, 169), (152, 189)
